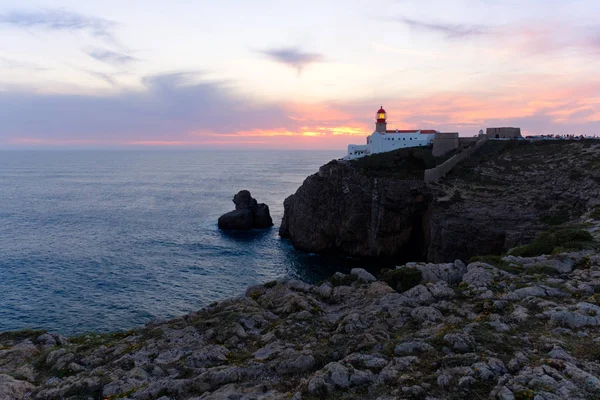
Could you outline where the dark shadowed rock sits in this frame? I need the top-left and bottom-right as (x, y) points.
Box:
(233, 190), (257, 210)
(218, 191), (273, 230)
(218, 209), (254, 230)
(253, 203), (273, 228)
(280, 141), (600, 262)
(279, 160), (433, 260)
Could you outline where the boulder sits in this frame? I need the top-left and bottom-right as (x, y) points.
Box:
(218, 209), (254, 230)
(253, 204), (273, 228)
(218, 190), (273, 230)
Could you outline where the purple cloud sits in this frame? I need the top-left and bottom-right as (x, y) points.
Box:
(394, 17), (489, 38)
(0, 72), (293, 145)
(260, 47), (325, 73)
(0, 9), (116, 40)
(86, 49), (137, 66)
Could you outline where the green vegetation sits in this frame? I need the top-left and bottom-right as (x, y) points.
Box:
(591, 206), (600, 220)
(380, 267), (422, 293)
(540, 205), (572, 226)
(510, 227), (595, 257)
(523, 264), (560, 276)
(351, 146), (448, 179)
(468, 255), (522, 274)
(448, 140), (583, 183)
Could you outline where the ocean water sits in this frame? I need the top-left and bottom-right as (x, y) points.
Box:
(0, 150), (369, 335)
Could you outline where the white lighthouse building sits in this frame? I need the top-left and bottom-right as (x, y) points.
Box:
(345, 107), (438, 160)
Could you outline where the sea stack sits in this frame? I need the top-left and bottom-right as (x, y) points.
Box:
(218, 190), (273, 230)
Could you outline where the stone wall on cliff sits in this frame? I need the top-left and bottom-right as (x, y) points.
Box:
(424, 137), (487, 183)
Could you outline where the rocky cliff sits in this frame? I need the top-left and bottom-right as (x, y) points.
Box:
(281, 140), (600, 262)
(279, 159), (433, 261)
(3, 244), (600, 399)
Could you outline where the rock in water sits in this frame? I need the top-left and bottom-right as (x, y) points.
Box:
(253, 203), (273, 228)
(218, 209), (254, 230)
(218, 190), (273, 230)
(233, 190), (257, 210)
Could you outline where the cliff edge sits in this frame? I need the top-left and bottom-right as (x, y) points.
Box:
(280, 140), (600, 262)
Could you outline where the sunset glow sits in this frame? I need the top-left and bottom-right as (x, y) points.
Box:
(0, 0), (598, 149)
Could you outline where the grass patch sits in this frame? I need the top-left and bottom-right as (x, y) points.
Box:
(380, 267), (422, 293)
(468, 255), (523, 274)
(591, 206), (600, 220)
(540, 206), (572, 226)
(510, 227), (595, 257)
(523, 264), (560, 276)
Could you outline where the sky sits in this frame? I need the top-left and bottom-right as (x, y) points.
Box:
(0, 0), (599, 149)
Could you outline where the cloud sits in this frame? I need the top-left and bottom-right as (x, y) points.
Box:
(394, 17), (489, 38)
(260, 47), (325, 73)
(0, 56), (46, 71)
(84, 70), (119, 86)
(0, 9), (116, 40)
(86, 49), (137, 66)
(0, 72), (293, 146)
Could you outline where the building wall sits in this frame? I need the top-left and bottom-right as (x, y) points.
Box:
(368, 132), (433, 153)
(424, 137), (488, 182)
(345, 131), (436, 160)
(432, 132), (459, 157)
(486, 127), (522, 139)
(346, 144), (368, 159)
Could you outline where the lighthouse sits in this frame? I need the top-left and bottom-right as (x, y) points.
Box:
(344, 106), (440, 160)
(375, 106), (387, 133)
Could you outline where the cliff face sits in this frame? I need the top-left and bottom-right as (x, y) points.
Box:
(279, 160), (433, 261)
(281, 141), (600, 262)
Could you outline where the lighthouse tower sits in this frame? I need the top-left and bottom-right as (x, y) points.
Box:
(376, 106), (387, 133)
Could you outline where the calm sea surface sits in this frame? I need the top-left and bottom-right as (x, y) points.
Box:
(0, 150), (369, 335)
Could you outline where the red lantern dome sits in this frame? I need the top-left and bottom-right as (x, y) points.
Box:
(376, 106), (386, 123)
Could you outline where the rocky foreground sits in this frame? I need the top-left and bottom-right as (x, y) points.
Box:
(3, 248), (600, 399)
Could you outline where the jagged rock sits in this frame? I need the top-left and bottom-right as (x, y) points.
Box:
(0, 374), (35, 399)
(408, 260), (467, 284)
(411, 306), (443, 322)
(394, 341), (434, 355)
(218, 190), (273, 230)
(308, 362), (350, 394)
(444, 333), (476, 353)
(463, 262), (511, 288)
(504, 285), (568, 300)
(350, 268), (377, 283)
(2, 247), (600, 400)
